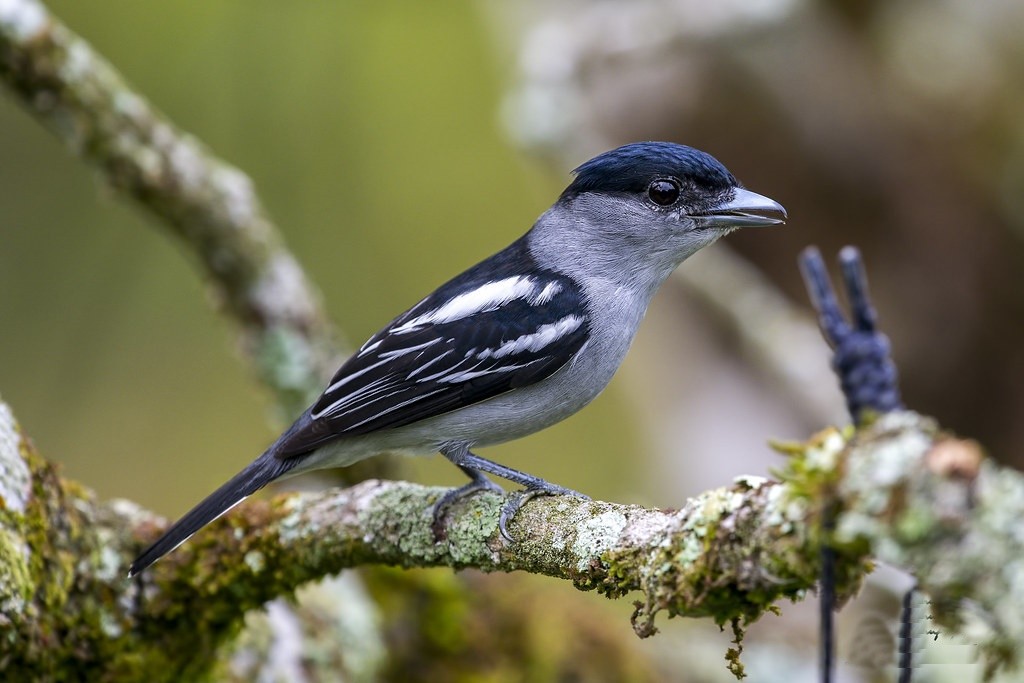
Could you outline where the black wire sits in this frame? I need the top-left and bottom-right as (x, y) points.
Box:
(897, 587), (915, 683)
(799, 246), (906, 683)
(819, 542), (836, 683)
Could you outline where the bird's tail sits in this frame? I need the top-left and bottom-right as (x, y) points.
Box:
(128, 452), (294, 577)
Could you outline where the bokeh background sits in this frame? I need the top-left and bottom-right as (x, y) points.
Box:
(2, 1), (1022, 680)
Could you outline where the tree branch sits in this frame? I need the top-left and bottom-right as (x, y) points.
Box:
(0, 0), (336, 416)
(3, 391), (1022, 677)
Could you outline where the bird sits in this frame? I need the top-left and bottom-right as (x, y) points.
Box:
(128, 141), (786, 577)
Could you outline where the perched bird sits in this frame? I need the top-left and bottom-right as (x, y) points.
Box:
(128, 141), (785, 577)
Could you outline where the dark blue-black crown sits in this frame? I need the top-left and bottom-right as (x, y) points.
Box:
(561, 142), (738, 200)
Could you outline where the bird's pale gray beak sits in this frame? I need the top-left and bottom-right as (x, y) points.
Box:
(692, 187), (787, 229)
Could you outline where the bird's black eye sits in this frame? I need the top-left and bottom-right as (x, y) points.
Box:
(647, 179), (681, 206)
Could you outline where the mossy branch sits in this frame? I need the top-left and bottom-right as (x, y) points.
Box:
(3, 395), (1022, 678)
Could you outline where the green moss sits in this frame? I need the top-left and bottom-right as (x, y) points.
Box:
(0, 528), (31, 614)
(724, 617), (747, 679)
(0, 415), (253, 681)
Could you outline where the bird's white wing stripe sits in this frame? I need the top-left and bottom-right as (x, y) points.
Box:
(324, 376), (397, 413)
(324, 356), (392, 394)
(347, 388), (448, 430)
(314, 374), (404, 419)
(392, 276), (537, 332)
(475, 315), (584, 360)
(406, 349), (455, 379)
(339, 384), (416, 415)
(356, 339), (383, 357)
(326, 337), (442, 401)
(414, 354), (477, 383)
(440, 359), (544, 384)
(378, 337), (442, 360)
(534, 281), (563, 304)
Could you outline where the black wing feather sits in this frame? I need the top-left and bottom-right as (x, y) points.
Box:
(273, 238), (590, 458)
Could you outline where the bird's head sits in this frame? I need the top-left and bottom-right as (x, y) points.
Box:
(531, 142), (785, 290)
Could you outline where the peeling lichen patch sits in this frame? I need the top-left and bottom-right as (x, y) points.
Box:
(734, 475), (769, 490)
(762, 483), (804, 535)
(275, 507), (305, 544)
(835, 414), (938, 545)
(572, 508), (627, 571)
(94, 542), (122, 584)
(672, 523), (706, 568)
(443, 493), (501, 566)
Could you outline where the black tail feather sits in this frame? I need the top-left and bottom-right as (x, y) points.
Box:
(128, 453), (292, 577)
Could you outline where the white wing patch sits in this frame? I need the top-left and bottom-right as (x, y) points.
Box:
(392, 276), (540, 333)
(534, 281), (563, 304)
(356, 339), (383, 357)
(474, 315), (584, 360)
(346, 388), (448, 430)
(406, 349), (455, 379)
(314, 375), (395, 418)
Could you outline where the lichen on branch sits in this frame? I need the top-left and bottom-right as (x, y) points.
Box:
(6, 374), (1022, 680)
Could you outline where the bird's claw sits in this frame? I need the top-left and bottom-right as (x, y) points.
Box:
(431, 476), (504, 540)
(498, 485), (590, 542)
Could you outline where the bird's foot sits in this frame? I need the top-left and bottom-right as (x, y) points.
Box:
(499, 484), (589, 542)
(431, 472), (504, 540)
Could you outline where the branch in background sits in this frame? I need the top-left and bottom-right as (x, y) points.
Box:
(0, 1), (391, 680)
(675, 247), (847, 427)
(0, 0), (336, 417)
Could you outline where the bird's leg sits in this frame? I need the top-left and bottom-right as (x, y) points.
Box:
(430, 464), (504, 539)
(438, 443), (589, 541)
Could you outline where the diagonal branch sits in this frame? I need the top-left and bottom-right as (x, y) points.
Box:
(0, 0), (336, 416)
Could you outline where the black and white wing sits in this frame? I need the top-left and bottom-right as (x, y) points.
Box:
(273, 240), (590, 458)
